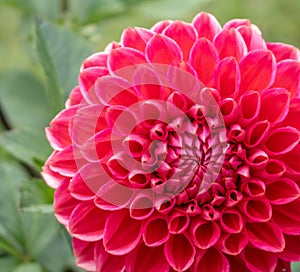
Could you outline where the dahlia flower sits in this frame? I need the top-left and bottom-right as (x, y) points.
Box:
(42, 12), (300, 272)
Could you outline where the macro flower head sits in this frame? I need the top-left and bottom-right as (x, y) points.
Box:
(42, 12), (300, 272)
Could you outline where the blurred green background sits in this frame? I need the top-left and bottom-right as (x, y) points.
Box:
(0, 0), (299, 271)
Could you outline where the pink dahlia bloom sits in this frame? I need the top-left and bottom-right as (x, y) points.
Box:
(42, 12), (300, 272)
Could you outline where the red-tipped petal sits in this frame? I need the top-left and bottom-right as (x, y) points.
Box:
(103, 210), (142, 255)
(192, 12), (221, 41)
(146, 34), (183, 64)
(246, 221), (285, 252)
(214, 28), (247, 61)
(121, 27), (154, 51)
(239, 49), (276, 92)
(164, 234), (195, 271)
(164, 21), (197, 60)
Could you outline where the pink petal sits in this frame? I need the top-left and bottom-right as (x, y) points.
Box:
(277, 234), (300, 262)
(238, 90), (260, 127)
(72, 238), (96, 271)
(282, 144), (300, 175)
(81, 52), (108, 70)
(214, 28), (247, 61)
(218, 232), (248, 255)
(272, 60), (300, 99)
(121, 27), (154, 51)
(282, 98), (300, 131)
(272, 198), (300, 235)
(46, 106), (78, 150)
(79, 67), (109, 93)
(95, 241), (125, 272)
(167, 208), (190, 234)
(246, 221), (285, 252)
(107, 47), (146, 74)
(125, 244), (169, 272)
(69, 170), (95, 201)
(194, 247), (229, 272)
(239, 49), (276, 92)
(213, 57), (240, 98)
(142, 214), (170, 247)
(266, 178), (300, 205)
(220, 209), (243, 233)
(192, 12), (222, 41)
(240, 197), (272, 222)
(263, 126), (300, 156)
(242, 247), (277, 272)
(164, 234), (195, 271)
(104, 41), (121, 52)
(258, 159), (286, 181)
(244, 120), (270, 147)
(151, 20), (172, 34)
(66, 86), (83, 108)
(163, 21), (197, 60)
(41, 155), (65, 188)
(259, 87), (290, 124)
(267, 42), (300, 62)
(103, 209), (142, 255)
(227, 255), (248, 272)
(223, 18), (251, 30)
(189, 38), (219, 84)
(145, 34), (183, 64)
(54, 178), (80, 225)
(69, 202), (109, 241)
(190, 220), (220, 249)
(237, 25), (267, 51)
(245, 149), (269, 170)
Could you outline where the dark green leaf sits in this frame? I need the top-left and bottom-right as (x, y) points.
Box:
(0, 256), (20, 272)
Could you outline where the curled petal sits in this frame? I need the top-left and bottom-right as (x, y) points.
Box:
(103, 210), (142, 255)
(239, 49), (276, 92)
(190, 219), (220, 249)
(164, 234), (195, 271)
(143, 214), (170, 247)
(245, 148), (269, 169)
(223, 18), (251, 29)
(272, 198), (300, 235)
(193, 247), (229, 272)
(242, 247), (277, 272)
(146, 34), (183, 64)
(237, 25), (267, 51)
(128, 171), (151, 188)
(272, 60), (300, 99)
(241, 178), (266, 198)
(263, 126), (300, 156)
(218, 232), (248, 255)
(282, 98), (300, 131)
(123, 134), (150, 158)
(258, 159), (286, 181)
(220, 98), (239, 125)
(246, 221), (285, 252)
(214, 28), (247, 61)
(259, 88), (290, 124)
(240, 197), (272, 222)
(167, 208), (190, 234)
(245, 120), (270, 148)
(126, 244), (169, 272)
(238, 90), (260, 127)
(163, 21), (198, 60)
(72, 238), (96, 272)
(54, 178), (80, 225)
(282, 144), (300, 175)
(121, 27), (154, 51)
(213, 57), (240, 98)
(192, 12), (221, 41)
(266, 178), (300, 205)
(267, 42), (300, 62)
(129, 193), (154, 220)
(220, 209), (243, 233)
(66, 86), (83, 108)
(69, 202), (109, 241)
(41, 156), (65, 188)
(95, 242), (125, 272)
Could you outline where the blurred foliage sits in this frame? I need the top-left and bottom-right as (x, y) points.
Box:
(0, 0), (299, 271)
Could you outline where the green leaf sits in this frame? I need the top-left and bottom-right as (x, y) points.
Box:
(35, 19), (94, 114)
(19, 178), (54, 213)
(0, 256), (20, 272)
(292, 262), (300, 271)
(12, 263), (43, 272)
(0, 70), (51, 129)
(0, 127), (51, 169)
